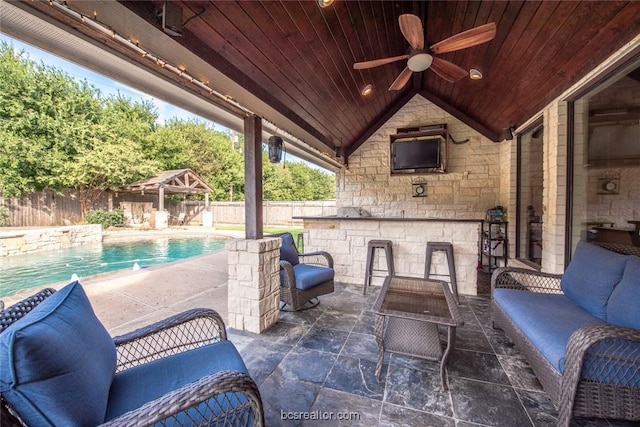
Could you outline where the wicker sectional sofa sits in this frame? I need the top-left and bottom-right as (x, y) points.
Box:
(0, 282), (264, 426)
(491, 241), (640, 426)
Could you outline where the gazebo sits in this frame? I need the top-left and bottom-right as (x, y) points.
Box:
(120, 169), (212, 210)
(118, 169), (213, 227)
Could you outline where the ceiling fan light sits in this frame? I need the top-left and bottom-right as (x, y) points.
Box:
(361, 84), (373, 96)
(317, 0), (334, 8)
(469, 68), (483, 80)
(407, 53), (433, 72)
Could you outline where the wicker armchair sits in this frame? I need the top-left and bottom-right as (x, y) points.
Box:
(491, 262), (640, 427)
(0, 285), (264, 427)
(278, 232), (335, 311)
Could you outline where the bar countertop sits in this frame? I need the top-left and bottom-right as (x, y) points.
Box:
(293, 215), (484, 223)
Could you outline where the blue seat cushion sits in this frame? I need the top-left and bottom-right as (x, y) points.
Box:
(494, 288), (605, 372)
(0, 281), (116, 426)
(105, 340), (249, 422)
(280, 233), (299, 266)
(561, 241), (629, 321)
(292, 263), (334, 290)
(607, 256), (640, 329)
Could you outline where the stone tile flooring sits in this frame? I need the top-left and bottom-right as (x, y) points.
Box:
(229, 281), (635, 426)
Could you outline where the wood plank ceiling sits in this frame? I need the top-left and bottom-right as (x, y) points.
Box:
(17, 1), (640, 165)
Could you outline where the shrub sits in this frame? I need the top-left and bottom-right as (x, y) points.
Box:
(85, 209), (124, 229)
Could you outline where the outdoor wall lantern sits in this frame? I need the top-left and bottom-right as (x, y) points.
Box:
(268, 136), (283, 163)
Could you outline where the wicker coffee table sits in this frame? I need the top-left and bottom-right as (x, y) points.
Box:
(373, 275), (463, 390)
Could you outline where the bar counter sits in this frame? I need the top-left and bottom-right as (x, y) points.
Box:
(295, 215), (483, 223)
(295, 216), (482, 296)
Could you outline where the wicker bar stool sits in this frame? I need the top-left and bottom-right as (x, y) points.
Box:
(364, 240), (395, 295)
(424, 242), (459, 304)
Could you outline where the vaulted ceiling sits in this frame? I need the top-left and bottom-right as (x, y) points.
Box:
(5, 1), (640, 168)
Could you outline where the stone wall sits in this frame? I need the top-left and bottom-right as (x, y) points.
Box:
(0, 225), (102, 257)
(337, 94), (510, 220)
(226, 237), (281, 333)
(306, 94), (509, 293)
(540, 102), (569, 274)
(304, 219), (480, 296)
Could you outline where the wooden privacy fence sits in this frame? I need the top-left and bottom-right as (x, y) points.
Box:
(1, 190), (336, 227)
(1, 190), (110, 227)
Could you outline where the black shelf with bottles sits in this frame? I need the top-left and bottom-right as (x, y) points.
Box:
(480, 220), (508, 272)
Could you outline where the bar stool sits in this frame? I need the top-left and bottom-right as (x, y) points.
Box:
(364, 240), (395, 295)
(424, 242), (459, 304)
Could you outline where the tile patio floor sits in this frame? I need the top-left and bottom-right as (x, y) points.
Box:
(229, 278), (635, 427)
(3, 241), (636, 427)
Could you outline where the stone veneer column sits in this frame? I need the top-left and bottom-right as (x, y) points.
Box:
(226, 237), (281, 333)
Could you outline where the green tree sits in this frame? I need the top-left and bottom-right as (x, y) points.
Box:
(262, 155), (335, 201)
(0, 41), (335, 208)
(0, 44), (160, 214)
(285, 162), (335, 200)
(0, 42), (102, 194)
(68, 129), (158, 215)
(0, 129), (42, 197)
(67, 95), (159, 215)
(262, 153), (295, 201)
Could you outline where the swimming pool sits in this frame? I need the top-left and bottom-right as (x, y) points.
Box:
(0, 237), (226, 297)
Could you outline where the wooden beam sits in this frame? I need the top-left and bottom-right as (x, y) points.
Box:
(244, 114), (263, 240)
(345, 91), (415, 159)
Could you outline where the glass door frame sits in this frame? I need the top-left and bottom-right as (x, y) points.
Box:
(515, 119), (544, 268)
(565, 50), (640, 266)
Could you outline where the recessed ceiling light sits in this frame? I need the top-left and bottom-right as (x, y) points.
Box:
(469, 68), (483, 80)
(317, 0), (334, 8)
(361, 84), (373, 96)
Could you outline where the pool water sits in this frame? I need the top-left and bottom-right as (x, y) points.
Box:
(0, 237), (225, 297)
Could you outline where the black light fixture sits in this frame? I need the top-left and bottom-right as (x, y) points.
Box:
(268, 136), (283, 163)
(161, 2), (183, 37)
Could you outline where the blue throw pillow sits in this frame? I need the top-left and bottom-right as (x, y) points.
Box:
(607, 256), (640, 329)
(561, 241), (629, 321)
(0, 281), (116, 426)
(280, 233), (299, 266)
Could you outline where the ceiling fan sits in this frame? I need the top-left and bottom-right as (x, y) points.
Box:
(354, 14), (497, 90)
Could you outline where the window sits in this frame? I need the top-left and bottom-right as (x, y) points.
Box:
(516, 122), (544, 266)
(569, 63), (640, 258)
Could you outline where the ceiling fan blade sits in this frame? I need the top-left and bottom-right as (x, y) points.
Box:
(353, 54), (409, 70)
(399, 14), (424, 50)
(429, 57), (468, 83)
(430, 22), (497, 54)
(389, 67), (413, 91)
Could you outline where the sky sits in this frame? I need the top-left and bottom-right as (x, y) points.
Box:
(0, 33), (328, 171)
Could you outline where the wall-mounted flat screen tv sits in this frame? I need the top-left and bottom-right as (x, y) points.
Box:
(391, 137), (441, 172)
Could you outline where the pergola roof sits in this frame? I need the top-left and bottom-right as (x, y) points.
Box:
(119, 169), (212, 195)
